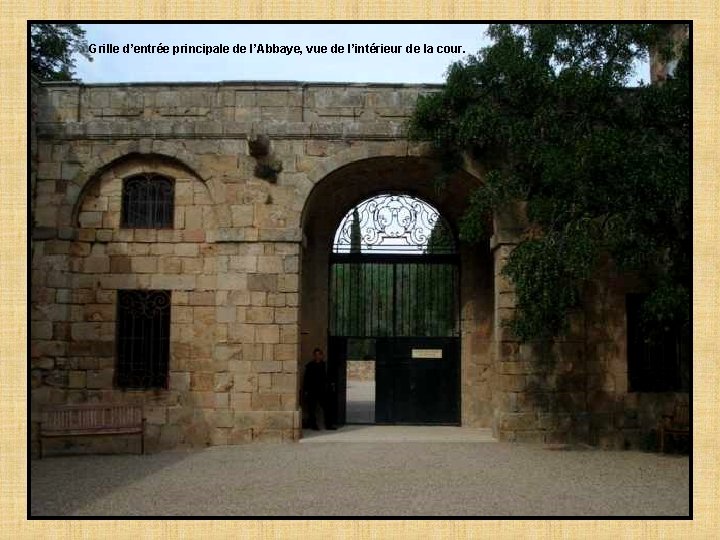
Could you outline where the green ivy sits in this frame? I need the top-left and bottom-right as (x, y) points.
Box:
(408, 24), (690, 341)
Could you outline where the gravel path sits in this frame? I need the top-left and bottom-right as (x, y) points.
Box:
(30, 441), (689, 517)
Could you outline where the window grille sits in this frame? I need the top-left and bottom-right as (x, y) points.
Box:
(627, 294), (690, 392)
(121, 174), (174, 228)
(116, 290), (171, 389)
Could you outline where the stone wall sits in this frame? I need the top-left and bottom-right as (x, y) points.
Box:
(35, 81), (431, 134)
(31, 152), (302, 452)
(30, 79), (685, 454)
(489, 204), (688, 448)
(30, 81), (447, 455)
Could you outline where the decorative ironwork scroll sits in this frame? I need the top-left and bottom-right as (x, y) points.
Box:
(121, 174), (174, 228)
(116, 290), (171, 389)
(332, 194), (456, 254)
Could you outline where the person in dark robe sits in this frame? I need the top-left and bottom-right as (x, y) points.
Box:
(303, 348), (336, 430)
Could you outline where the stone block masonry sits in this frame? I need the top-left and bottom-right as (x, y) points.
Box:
(29, 79), (678, 455)
(31, 81), (444, 455)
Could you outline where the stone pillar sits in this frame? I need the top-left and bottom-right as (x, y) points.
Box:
(29, 80), (75, 455)
(216, 236), (303, 444)
(459, 242), (495, 428)
(491, 202), (529, 440)
(491, 202), (590, 444)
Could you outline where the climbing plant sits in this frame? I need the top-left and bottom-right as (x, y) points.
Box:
(409, 24), (690, 341)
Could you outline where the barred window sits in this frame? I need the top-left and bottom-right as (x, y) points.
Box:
(116, 290), (171, 389)
(121, 174), (174, 228)
(627, 294), (690, 392)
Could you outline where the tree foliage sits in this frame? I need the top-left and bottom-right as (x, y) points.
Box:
(30, 24), (92, 81)
(409, 24), (690, 341)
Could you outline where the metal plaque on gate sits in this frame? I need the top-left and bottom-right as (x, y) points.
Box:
(412, 349), (443, 359)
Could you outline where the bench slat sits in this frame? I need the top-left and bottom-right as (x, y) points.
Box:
(39, 405), (145, 457)
(42, 427), (143, 437)
(658, 401), (690, 453)
(43, 405), (142, 433)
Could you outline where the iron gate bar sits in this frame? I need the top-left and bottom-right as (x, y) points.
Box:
(328, 193), (462, 425)
(329, 260), (460, 339)
(392, 263), (397, 338)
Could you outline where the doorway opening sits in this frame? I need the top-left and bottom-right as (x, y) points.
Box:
(344, 338), (376, 424)
(328, 193), (460, 426)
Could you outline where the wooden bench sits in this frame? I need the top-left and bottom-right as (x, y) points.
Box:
(39, 404), (145, 458)
(658, 401), (690, 453)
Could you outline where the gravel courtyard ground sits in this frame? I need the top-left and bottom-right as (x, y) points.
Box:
(30, 434), (689, 517)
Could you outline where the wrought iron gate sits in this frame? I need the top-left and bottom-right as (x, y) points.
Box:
(327, 194), (461, 425)
(329, 257), (459, 338)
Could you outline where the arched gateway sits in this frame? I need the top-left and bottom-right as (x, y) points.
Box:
(299, 156), (495, 432)
(31, 80), (670, 453)
(328, 194), (460, 425)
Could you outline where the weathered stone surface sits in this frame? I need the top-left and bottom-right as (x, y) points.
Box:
(191, 372), (214, 391)
(247, 274), (277, 292)
(253, 360), (282, 373)
(170, 372), (191, 392)
(231, 392), (252, 410)
(234, 374), (258, 393)
(67, 371), (86, 389)
(251, 393), (280, 410)
(246, 307), (274, 324)
(255, 325), (280, 344)
(214, 372), (234, 392)
(230, 427), (253, 444)
(86, 369), (113, 389)
(257, 256), (283, 273)
(29, 80), (659, 455)
(145, 407), (167, 425)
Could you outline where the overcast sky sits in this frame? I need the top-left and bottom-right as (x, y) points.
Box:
(74, 24), (493, 84)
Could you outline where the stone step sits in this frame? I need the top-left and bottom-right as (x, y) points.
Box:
(300, 425), (496, 443)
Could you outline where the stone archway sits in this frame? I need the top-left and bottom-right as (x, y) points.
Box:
(299, 156), (496, 428)
(69, 152), (211, 228)
(53, 153), (220, 451)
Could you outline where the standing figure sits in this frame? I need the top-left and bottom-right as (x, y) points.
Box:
(303, 348), (336, 430)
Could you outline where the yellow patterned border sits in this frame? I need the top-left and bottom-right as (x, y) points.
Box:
(2, 2), (717, 538)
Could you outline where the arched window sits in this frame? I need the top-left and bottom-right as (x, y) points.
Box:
(121, 173), (174, 228)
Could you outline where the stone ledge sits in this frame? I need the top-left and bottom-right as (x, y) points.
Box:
(40, 80), (445, 89)
(215, 228), (302, 243)
(36, 121), (412, 141)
